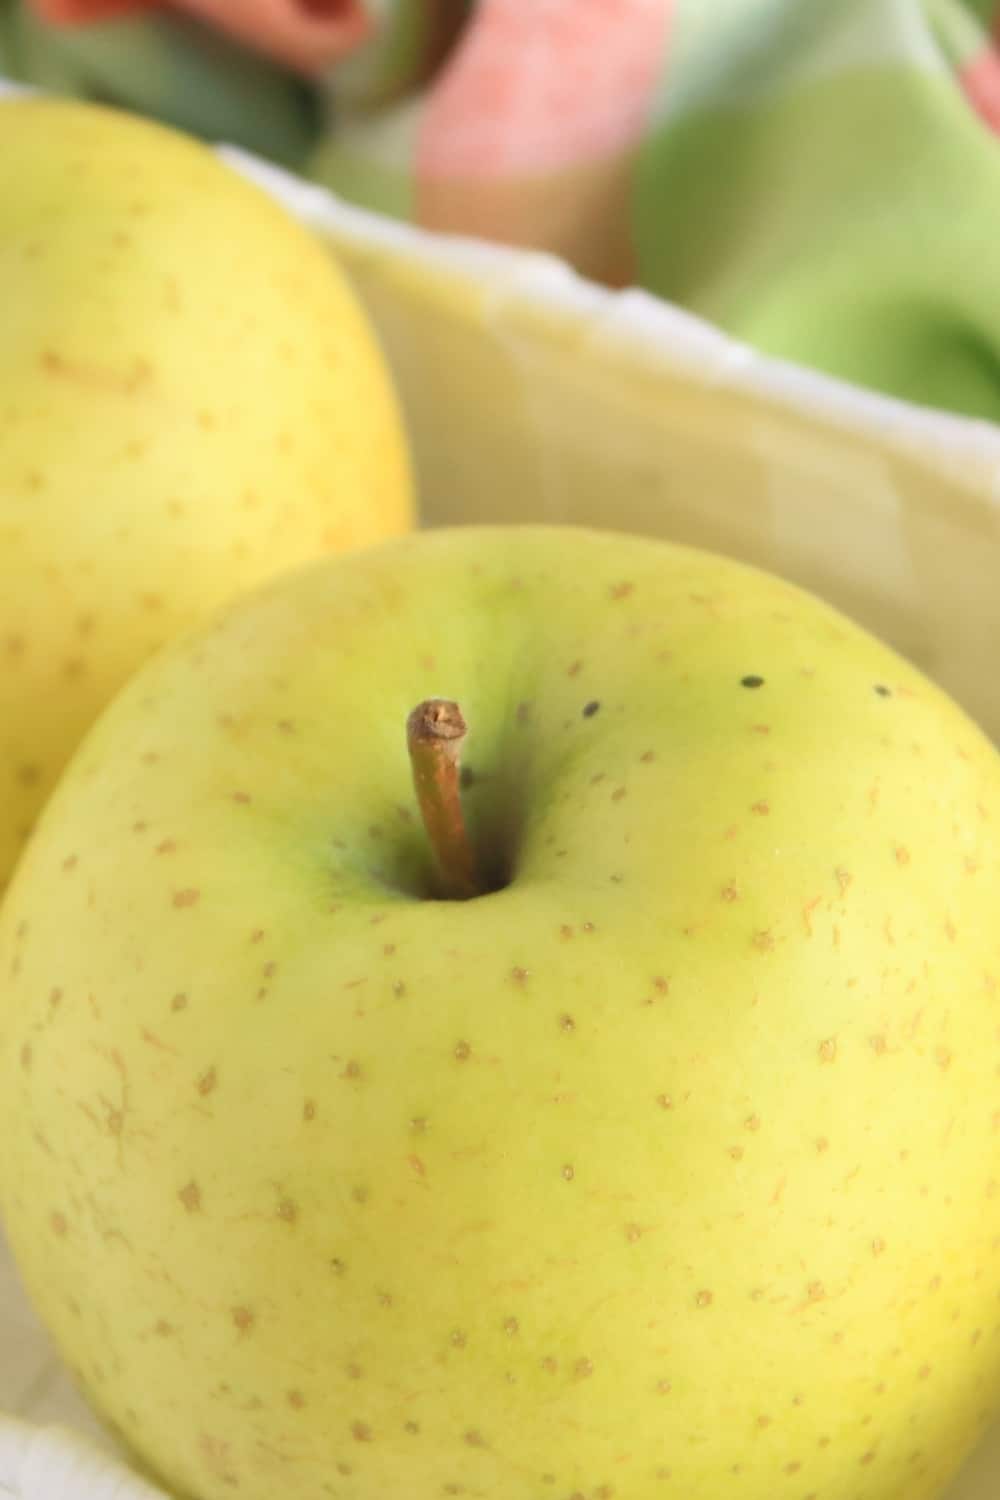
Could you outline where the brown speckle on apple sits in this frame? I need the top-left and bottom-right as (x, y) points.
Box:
(196, 1066), (217, 1095)
(178, 1181), (201, 1213)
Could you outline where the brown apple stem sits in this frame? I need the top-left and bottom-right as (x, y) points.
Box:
(407, 699), (480, 900)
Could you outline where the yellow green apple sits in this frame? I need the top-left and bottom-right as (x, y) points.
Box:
(1, 526), (999, 1500)
(0, 95), (413, 893)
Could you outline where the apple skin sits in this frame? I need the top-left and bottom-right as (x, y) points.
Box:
(2, 526), (999, 1500)
(0, 96), (413, 894)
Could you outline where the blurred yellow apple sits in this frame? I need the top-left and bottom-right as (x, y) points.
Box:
(0, 95), (413, 892)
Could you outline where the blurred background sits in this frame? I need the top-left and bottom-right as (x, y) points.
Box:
(3, 0), (1000, 422)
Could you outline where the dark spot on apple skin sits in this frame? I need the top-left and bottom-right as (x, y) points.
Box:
(178, 1181), (201, 1212)
(582, 701), (601, 718)
(874, 684), (892, 697)
(460, 765), (476, 789)
(741, 675), (765, 689)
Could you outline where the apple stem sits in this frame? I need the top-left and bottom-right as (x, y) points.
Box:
(407, 699), (480, 900)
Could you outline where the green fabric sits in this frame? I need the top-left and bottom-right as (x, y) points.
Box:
(3, 0), (1000, 423)
(0, 1), (317, 166)
(635, 65), (1000, 419)
(311, 133), (414, 220)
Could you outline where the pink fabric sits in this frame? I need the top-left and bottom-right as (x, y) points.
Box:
(416, 0), (671, 179)
(29, 0), (372, 75)
(961, 47), (1000, 132)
